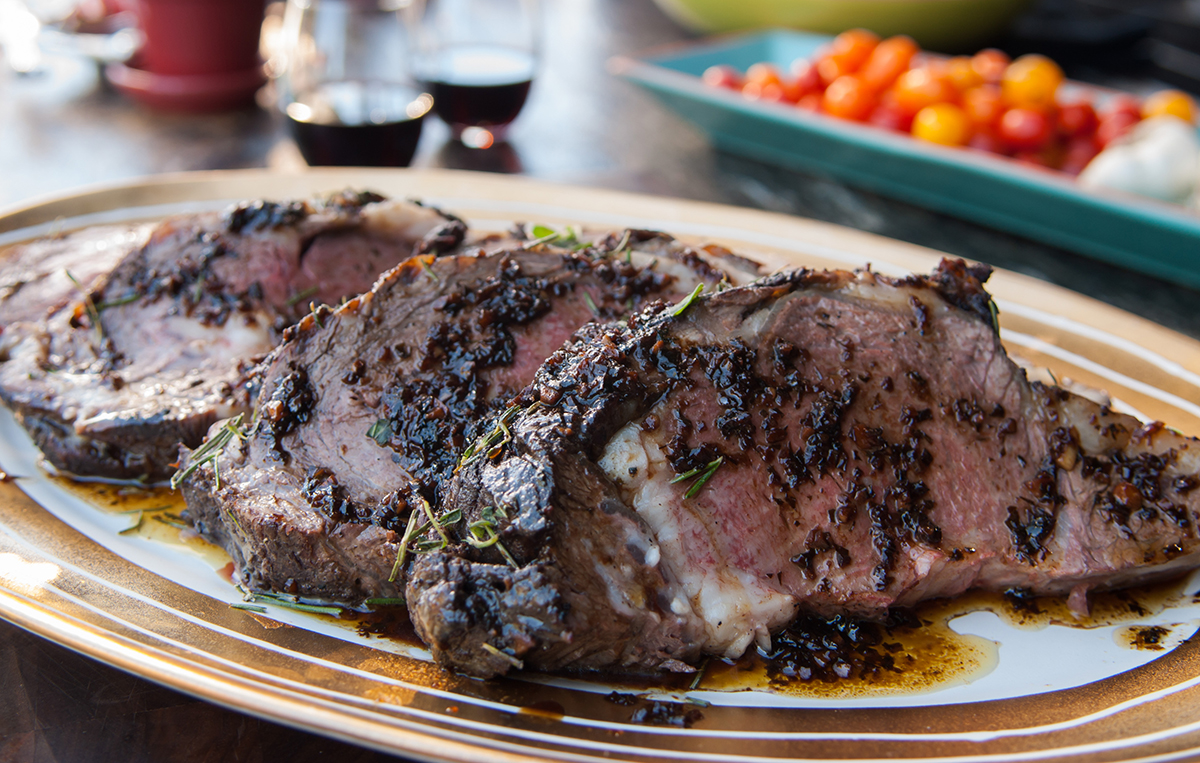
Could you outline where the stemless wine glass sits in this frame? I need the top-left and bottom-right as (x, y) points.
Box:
(412, 0), (539, 149)
(277, 0), (433, 167)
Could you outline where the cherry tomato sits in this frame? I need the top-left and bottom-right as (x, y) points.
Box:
(890, 66), (956, 116)
(868, 95), (913, 132)
(744, 62), (784, 89)
(1104, 95), (1142, 121)
(822, 75), (876, 121)
(971, 49), (1010, 84)
(702, 65), (743, 90)
(912, 103), (971, 146)
(946, 56), (984, 93)
(815, 28), (880, 85)
(1142, 89), (1198, 123)
(967, 130), (1007, 154)
(743, 80), (801, 104)
(1056, 99), (1098, 137)
(859, 35), (918, 91)
(962, 85), (1005, 129)
(1096, 110), (1139, 147)
(998, 107), (1052, 150)
(796, 93), (824, 112)
(1060, 134), (1101, 175)
(790, 58), (824, 98)
(829, 28), (880, 71)
(1002, 54), (1063, 110)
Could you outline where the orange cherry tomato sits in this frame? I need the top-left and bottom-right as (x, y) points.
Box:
(816, 54), (854, 87)
(971, 48), (1010, 84)
(912, 103), (971, 146)
(859, 35), (918, 91)
(702, 65), (743, 90)
(744, 62), (784, 89)
(1142, 89), (1198, 123)
(890, 66), (956, 116)
(962, 85), (1004, 129)
(822, 75), (876, 121)
(829, 29), (880, 71)
(796, 92), (824, 112)
(1001, 54), (1063, 110)
(946, 56), (984, 93)
(998, 107), (1052, 150)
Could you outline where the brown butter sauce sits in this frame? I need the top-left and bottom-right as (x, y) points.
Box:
(56, 478), (1199, 699)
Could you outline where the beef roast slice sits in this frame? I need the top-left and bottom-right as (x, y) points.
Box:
(180, 233), (763, 603)
(412, 259), (1200, 678)
(0, 192), (458, 480)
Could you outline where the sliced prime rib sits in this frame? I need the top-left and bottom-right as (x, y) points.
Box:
(179, 231), (764, 603)
(409, 259), (1200, 678)
(0, 191), (462, 481)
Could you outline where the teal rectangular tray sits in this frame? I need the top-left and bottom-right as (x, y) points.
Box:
(612, 30), (1200, 289)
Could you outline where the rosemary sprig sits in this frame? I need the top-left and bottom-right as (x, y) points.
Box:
(309, 302), (324, 328)
(582, 291), (600, 317)
(458, 405), (521, 469)
(611, 229), (632, 258)
(482, 642), (524, 670)
(988, 298), (1000, 334)
(363, 597), (406, 607)
(463, 518), (518, 568)
(119, 513), (143, 535)
(169, 414), (247, 490)
(670, 283), (704, 318)
(417, 496), (451, 548)
(231, 602), (268, 613)
(152, 512), (189, 529)
(670, 456), (724, 500)
(688, 658), (709, 690)
(285, 285), (320, 306)
(389, 505), (423, 583)
(96, 293), (140, 310)
(65, 270), (104, 345)
(419, 256), (440, 282)
(251, 592), (344, 616)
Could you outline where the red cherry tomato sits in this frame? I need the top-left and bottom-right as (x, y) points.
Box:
(1056, 99), (1098, 137)
(867, 97), (913, 132)
(971, 48), (1010, 84)
(1104, 95), (1142, 121)
(998, 107), (1052, 150)
(1096, 110), (1139, 147)
(967, 130), (1007, 154)
(702, 65), (743, 90)
(790, 58), (824, 98)
(1060, 134), (1101, 175)
(822, 75), (876, 121)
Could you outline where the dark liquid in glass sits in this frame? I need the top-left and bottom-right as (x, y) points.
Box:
(417, 45), (535, 134)
(424, 79), (532, 130)
(286, 82), (430, 167)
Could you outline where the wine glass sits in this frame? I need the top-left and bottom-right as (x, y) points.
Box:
(277, 0), (433, 167)
(412, 0), (539, 149)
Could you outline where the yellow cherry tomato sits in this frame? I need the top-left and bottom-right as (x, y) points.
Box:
(1142, 89), (1197, 123)
(946, 56), (984, 93)
(1001, 54), (1063, 110)
(912, 103), (971, 146)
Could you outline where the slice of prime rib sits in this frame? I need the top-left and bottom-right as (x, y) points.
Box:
(409, 259), (1200, 678)
(0, 191), (464, 481)
(179, 231), (764, 604)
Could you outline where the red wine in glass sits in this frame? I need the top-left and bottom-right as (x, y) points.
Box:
(285, 81), (433, 167)
(418, 45), (535, 141)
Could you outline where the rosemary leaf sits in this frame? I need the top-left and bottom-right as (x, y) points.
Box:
(363, 597), (406, 607)
(582, 291), (600, 317)
(119, 513), (143, 535)
(418, 496), (450, 547)
(684, 457), (724, 499)
(96, 293), (140, 310)
(66, 270), (104, 345)
(688, 658), (709, 690)
(419, 257), (440, 282)
(231, 603), (268, 613)
(389, 506), (422, 582)
(285, 285), (319, 306)
(366, 418), (392, 446)
(252, 593), (343, 616)
(670, 283), (704, 318)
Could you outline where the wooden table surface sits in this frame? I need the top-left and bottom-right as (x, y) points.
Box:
(2, 0), (1199, 760)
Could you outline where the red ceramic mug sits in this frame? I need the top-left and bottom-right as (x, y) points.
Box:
(135, 0), (267, 76)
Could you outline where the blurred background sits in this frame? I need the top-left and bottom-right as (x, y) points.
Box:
(2, 0), (1200, 759)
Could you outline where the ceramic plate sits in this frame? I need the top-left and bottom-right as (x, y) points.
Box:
(612, 30), (1200, 290)
(2, 168), (1200, 762)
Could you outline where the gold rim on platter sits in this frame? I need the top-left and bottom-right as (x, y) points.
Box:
(1, 168), (1200, 762)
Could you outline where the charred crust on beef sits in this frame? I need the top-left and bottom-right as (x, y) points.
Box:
(257, 367), (316, 463)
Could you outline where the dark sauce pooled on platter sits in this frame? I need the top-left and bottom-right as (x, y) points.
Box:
(55, 477), (1200, 699)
